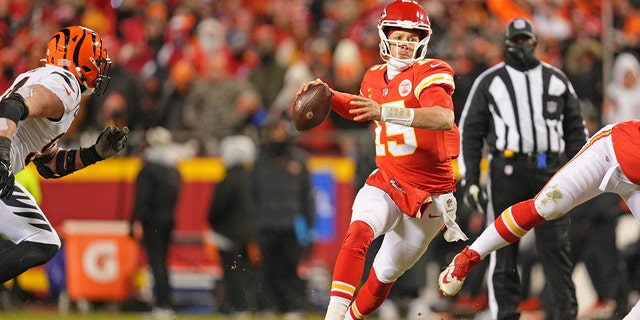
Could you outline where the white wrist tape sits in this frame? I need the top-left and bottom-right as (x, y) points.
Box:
(381, 105), (414, 126)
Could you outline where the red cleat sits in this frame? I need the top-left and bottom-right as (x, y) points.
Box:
(438, 246), (482, 296)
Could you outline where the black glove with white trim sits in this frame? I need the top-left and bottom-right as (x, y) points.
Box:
(463, 183), (487, 214)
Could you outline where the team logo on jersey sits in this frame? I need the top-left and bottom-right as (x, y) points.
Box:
(382, 88), (389, 96)
(389, 179), (406, 194)
(546, 101), (558, 114)
(398, 79), (412, 97)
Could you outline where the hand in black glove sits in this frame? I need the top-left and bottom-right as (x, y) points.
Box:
(0, 136), (14, 199)
(94, 126), (129, 159)
(463, 183), (488, 214)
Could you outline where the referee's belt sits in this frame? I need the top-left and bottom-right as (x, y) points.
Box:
(493, 150), (562, 162)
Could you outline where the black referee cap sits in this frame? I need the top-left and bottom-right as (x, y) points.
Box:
(505, 18), (536, 41)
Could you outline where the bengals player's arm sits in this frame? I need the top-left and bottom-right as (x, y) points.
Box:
(18, 85), (87, 179)
(0, 85), (64, 140)
(18, 85), (65, 119)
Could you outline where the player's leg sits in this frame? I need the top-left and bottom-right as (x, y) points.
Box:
(0, 182), (60, 283)
(345, 192), (449, 319)
(440, 134), (614, 297)
(324, 185), (401, 320)
(473, 132), (613, 255)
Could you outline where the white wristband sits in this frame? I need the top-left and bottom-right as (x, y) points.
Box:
(380, 105), (414, 126)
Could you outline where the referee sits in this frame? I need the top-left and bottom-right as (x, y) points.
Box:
(458, 18), (587, 320)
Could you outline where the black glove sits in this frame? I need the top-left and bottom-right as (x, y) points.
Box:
(0, 136), (15, 199)
(94, 126), (129, 159)
(463, 183), (487, 214)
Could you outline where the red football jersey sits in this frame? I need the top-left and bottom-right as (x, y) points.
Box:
(334, 59), (460, 195)
(612, 120), (640, 185)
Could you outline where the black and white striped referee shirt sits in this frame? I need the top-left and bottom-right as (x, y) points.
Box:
(458, 61), (588, 184)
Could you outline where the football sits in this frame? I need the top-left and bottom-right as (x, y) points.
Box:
(291, 82), (332, 131)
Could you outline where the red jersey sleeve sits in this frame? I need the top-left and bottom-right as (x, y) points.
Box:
(330, 90), (358, 121)
(419, 86), (454, 110)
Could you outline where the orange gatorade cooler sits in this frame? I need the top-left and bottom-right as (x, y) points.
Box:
(63, 220), (139, 301)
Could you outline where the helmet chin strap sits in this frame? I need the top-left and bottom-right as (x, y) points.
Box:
(82, 88), (94, 96)
(75, 66), (90, 88)
(387, 57), (413, 72)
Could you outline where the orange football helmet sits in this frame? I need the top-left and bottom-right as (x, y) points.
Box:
(378, 0), (432, 70)
(45, 26), (111, 95)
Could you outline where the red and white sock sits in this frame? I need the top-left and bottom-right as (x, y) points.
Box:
(326, 221), (374, 319)
(346, 268), (394, 319)
(470, 199), (546, 257)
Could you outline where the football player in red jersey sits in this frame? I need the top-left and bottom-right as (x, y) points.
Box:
(437, 120), (640, 320)
(0, 26), (127, 283)
(297, 1), (467, 319)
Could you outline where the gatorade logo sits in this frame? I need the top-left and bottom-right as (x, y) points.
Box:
(82, 240), (119, 283)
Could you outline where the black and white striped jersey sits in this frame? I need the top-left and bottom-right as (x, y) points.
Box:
(458, 61), (588, 184)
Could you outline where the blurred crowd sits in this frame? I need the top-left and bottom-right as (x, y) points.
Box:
(1, 0), (639, 158)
